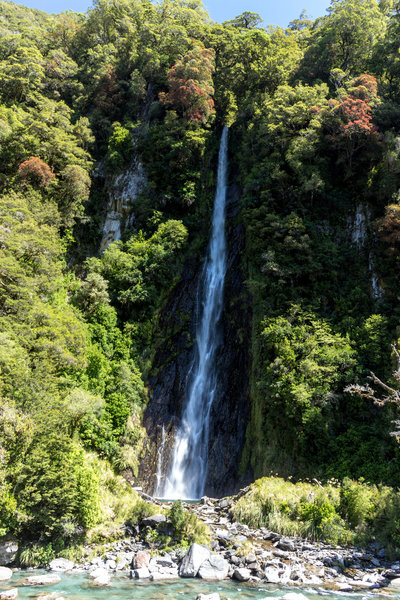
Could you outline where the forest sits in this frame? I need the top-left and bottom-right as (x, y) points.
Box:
(2, 0), (400, 557)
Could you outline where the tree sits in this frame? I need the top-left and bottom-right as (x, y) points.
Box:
(159, 46), (215, 123)
(299, 0), (387, 80)
(223, 11), (263, 30)
(323, 74), (380, 171)
(345, 343), (400, 439)
(17, 157), (55, 188)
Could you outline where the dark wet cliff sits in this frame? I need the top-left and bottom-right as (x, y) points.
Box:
(139, 183), (252, 497)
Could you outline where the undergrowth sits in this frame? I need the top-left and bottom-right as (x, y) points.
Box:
(233, 476), (400, 554)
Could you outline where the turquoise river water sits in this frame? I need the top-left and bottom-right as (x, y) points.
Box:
(1, 571), (398, 600)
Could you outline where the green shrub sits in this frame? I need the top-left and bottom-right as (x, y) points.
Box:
(169, 500), (185, 537)
(339, 478), (376, 528)
(19, 543), (56, 567)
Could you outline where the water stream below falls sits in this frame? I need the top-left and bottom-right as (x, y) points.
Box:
(2, 571), (394, 600)
(156, 126), (229, 500)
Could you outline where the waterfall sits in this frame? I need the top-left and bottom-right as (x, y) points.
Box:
(155, 425), (166, 493)
(157, 126), (229, 500)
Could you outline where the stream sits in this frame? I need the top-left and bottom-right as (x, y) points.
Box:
(2, 571), (398, 600)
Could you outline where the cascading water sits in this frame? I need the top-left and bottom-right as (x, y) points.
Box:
(156, 126), (229, 499)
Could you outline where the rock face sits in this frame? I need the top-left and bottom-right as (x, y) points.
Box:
(140, 183), (252, 497)
(100, 157), (146, 252)
(0, 542), (18, 566)
(0, 567), (12, 581)
(179, 544), (211, 578)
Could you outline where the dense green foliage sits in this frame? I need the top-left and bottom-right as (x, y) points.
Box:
(2, 0), (400, 552)
(233, 477), (400, 552)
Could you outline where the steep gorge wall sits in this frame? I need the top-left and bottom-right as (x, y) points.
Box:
(139, 184), (252, 497)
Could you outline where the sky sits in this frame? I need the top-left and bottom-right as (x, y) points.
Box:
(19, 0), (330, 28)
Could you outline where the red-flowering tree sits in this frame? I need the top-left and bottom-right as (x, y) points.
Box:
(17, 157), (55, 188)
(159, 47), (216, 124)
(324, 74), (380, 171)
(94, 66), (123, 118)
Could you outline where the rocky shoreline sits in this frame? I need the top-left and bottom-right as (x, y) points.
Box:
(2, 494), (400, 599)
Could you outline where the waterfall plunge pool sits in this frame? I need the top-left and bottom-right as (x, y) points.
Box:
(2, 571), (397, 600)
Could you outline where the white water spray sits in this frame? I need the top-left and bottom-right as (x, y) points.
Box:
(156, 126), (229, 499)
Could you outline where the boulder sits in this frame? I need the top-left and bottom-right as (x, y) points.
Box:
(48, 558), (74, 572)
(149, 555), (174, 568)
(264, 567), (281, 584)
(198, 555), (229, 581)
(133, 550), (150, 569)
(91, 574), (110, 587)
(133, 567), (150, 579)
(390, 578), (400, 587)
(141, 514), (166, 527)
(196, 594), (220, 600)
(0, 590), (18, 600)
(0, 567), (13, 582)
(179, 544), (211, 578)
(150, 572), (179, 581)
(88, 567), (108, 580)
(23, 574), (61, 586)
(278, 539), (295, 552)
(233, 567), (251, 582)
(280, 594), (309, 600)
(35, 593), (65, 600)
(0, 542), (18, 566)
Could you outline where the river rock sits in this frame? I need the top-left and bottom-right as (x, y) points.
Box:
(0, 567), (12, 581)
(233, 567), (251, 582)
(91, 573), (110, 587)
(0, 590), (18, 600)
(389, 578), (400, 587)
(150, 572), (179, 581)
(23, 574), (61, 586)
(264, 566), (281, 583)
(0, 542), (18, 566)
(179, 544), (211, 577)
(196, 594), (220, 600)
(133, 567), (150, 579)
(280, 594), (309, 600)
(36, 593), (65, 600)
(48, 558), (74, 571)
(133, 550), (150, 569)
(150, 555), (174, 568)
(278, 539), (295, 552)
(198, 554), (229, 581)
(88, 567), (108, 579)
(141, 514), (166, 527)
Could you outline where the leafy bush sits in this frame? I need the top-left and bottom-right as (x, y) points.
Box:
(19, 543), (57, 567)
(339, 478), (376, 528)
(169, 500), (185, 537)
(233, 476), (400, 553)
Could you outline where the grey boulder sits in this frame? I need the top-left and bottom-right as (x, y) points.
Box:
(48, 558), (74, 572)
(198, 555), (229, 581)
(23, 574), (61, 586)
(0, 590), (18, 600)
(0, 567), (12, 582)
(179, 544), (211, 578)
(0, 542), (18, 566)
(141, 514), (166, 527)
(233, 567), (251, 582)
